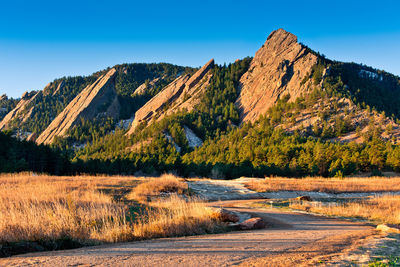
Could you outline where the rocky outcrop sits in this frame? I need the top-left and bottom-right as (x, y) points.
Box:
(36, 68), (119, 144)
(236, 29), (319, 122)
(0, 91), (41, 131)
(26, 132), (37, 142)
(52, 81), (65, 96)
(127, 59), (214, 135)
(184, 126), (203, 148)
(133, 77), (161, 96)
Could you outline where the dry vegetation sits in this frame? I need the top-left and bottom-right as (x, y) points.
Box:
(127, 174), (188, 202)
(0, 173), (223, 256)
(133, 194), (223, 239)
(0, 173), (133, 244)
(290, 195), (400, 225)
(246, 176), (400, 193)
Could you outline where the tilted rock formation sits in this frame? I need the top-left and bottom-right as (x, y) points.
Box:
(127, 59), (214, 134)
(0, 91), (41, 131)
(26, 132), (37, 142)
(133, 77), (161, 96)
(236, 28), (319, 122)
(37, 68), (119, 144)
(52, 80), (65, 96)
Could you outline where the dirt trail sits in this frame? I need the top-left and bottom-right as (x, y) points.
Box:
(0, 199), (375, 267)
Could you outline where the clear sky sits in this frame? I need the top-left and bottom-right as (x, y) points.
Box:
(1, 0), (399, 98)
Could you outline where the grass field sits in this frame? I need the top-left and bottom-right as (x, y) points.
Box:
(0, 173), (223, 256)
(246, 176), (400, 193)
(289, 195), (400, 225)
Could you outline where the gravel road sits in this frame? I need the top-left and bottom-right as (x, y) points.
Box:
(0, 200), (375, 267)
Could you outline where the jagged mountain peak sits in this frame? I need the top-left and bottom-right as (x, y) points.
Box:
(36, 68), (119, 144)
(126, 59), (214, 135)
(236, 29), (319, 122)
(266, 28), (297, 43)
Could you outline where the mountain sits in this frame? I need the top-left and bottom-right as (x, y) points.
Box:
(37, 68), (119, 144)
(0, 91), (39, 134)
(3, 28), (400, 178)
(127, 59), (214, 134)
(0, 94), (18, 122)
(0, 63), (192, 142)
(234, 29), (400, 144)
(236, 29), (318, 122)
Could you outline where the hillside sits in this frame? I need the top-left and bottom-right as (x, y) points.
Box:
(0, 94), (18, 122)
(127, 59), (215, 134)
(0, 63), (192, 143)
(2, 28), (400, 177)
(36, 68), (120, 144)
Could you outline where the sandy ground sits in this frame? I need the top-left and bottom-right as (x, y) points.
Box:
(0, 199), (375, 267)
(187, 177), (400, 201)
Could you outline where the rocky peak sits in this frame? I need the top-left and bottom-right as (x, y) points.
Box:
(0, 91), (42, 131)
(126, 59), (214, 135)
(133, 77), (161, 96)
(36, 68), (119, 144)
(52, 80), (65, 96)
(236, 29), (319, 122)
(21, 91), (37, 100)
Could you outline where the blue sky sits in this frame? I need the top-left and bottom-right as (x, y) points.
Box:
(1, 0), (399, 98)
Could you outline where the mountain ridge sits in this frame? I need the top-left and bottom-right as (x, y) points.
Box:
(3, 28), (400, 177)
(37, 68), (119, 144)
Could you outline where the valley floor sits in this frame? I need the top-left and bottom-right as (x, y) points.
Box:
(0, 200), (376, 267)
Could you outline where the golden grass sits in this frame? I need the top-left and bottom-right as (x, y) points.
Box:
(133, 194), (222, 239)
(0, 173), (134, 244)
(290, 195), (400, 224)
(0, 173), (222, 249)
(127, 174), (188, 202)
(246, 177), (400, 193)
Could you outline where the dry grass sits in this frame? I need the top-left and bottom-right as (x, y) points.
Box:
(246, 176), (400, 193)
(290, 195), (400, 224)
(0, 173), (223, 253)
(0, 173), (134, 244)
(133, 194), (223, 239)
(127, 174), (188, 202)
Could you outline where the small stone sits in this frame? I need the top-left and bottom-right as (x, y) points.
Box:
(239, 217), (266, 230)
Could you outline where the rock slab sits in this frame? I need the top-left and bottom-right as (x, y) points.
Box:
(37, 68), (119, 144)
(236, 28), (319, 122)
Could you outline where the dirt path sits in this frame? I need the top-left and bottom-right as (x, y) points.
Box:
(0, 200), (375, 267)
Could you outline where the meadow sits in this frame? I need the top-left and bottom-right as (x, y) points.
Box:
(246, 176), (400, 193)
(0, 173), (223, 256)
(289, 194), (400, 225)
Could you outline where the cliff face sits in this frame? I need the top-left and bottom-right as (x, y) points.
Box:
(133, 77), (161, 96)
(0, 91), (41, 131)
(236, 29), (319, 122)
(127, 59), (214, 135)
(37, 68), (119, 144)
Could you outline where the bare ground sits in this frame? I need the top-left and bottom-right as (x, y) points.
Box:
(0, 199), (376, 267)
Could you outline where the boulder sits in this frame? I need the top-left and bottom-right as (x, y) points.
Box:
(239, 217), (266, 230)
(218, 208), (240, 223)
(376, 224), (400, 234)
(296, 196), (312, 201)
